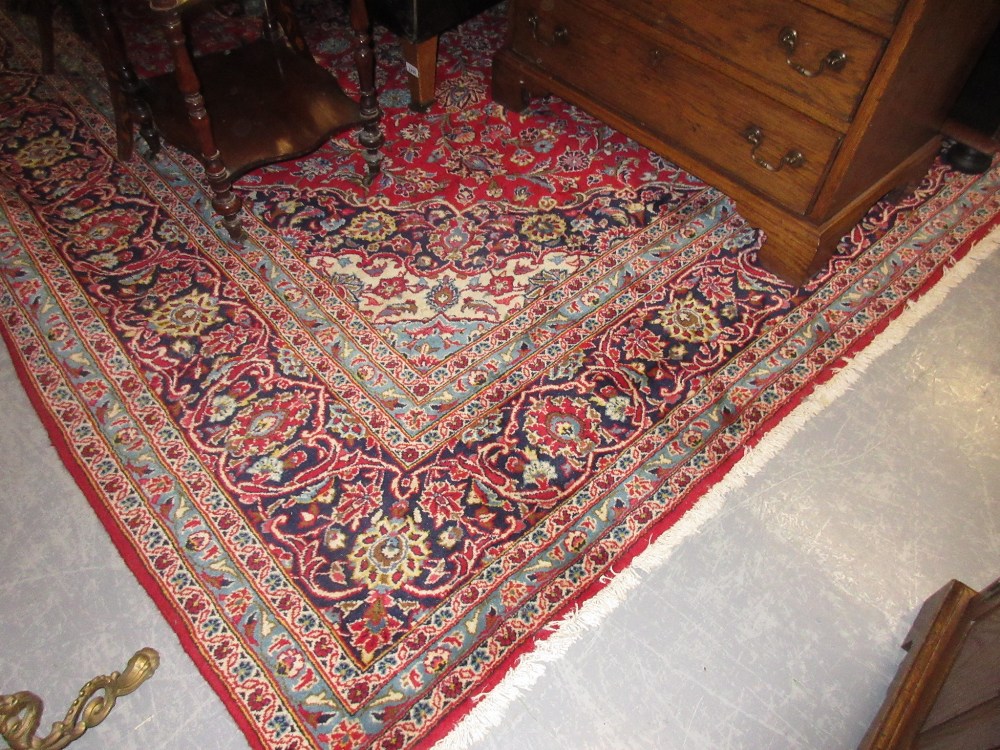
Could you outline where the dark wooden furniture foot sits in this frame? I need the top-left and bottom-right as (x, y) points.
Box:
(942, 25), (999, 176)
(946, 142), (993, 174)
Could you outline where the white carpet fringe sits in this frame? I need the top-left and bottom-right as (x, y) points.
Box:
(434, 224), (1000, 750)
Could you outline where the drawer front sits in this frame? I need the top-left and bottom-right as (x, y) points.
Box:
(629, 0), (885, 123)
(509, 0), (842, 214)
(804, 0), (905, 25)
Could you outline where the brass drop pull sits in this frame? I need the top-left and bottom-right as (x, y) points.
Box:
(779, 27), (847, 77)
(527, 15), (569, 46)
(743, 126), (804, 172)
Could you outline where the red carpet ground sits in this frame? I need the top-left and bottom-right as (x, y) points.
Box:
(1, 2), (999, 748)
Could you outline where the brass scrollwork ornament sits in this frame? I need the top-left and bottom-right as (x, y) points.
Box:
(0, 648), (160, 750)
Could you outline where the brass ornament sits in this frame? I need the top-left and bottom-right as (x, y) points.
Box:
(742, 125), (805, 173)
(0, 647), (160, 750)
(778, 26), (848, 78)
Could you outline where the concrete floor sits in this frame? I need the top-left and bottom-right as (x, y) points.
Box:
(2, 230), (997, 749)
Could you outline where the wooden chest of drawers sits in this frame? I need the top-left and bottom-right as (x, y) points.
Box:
(492, 0), (1000, 283)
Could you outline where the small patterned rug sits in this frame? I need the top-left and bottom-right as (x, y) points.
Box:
(1, 2), (998, 748)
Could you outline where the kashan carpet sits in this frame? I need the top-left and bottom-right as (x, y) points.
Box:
(1, 1), (999, 749)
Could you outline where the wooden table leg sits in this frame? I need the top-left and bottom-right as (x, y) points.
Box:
(35, 0), (55, 73)
(155, 4), (243, 240)
(351, 0), (383, 182)
(400, 35), (439, 111)
(83, 0), (163, 162)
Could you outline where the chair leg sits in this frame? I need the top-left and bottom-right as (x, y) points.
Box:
(156, 6), (244, 240)
(268, 0), (311, 61)
(36, 0), (55, 73)
(400, 36), (439, 111)
(82, 0), (144, 161)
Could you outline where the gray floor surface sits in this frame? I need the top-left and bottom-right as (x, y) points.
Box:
(1, 243), (998, 749)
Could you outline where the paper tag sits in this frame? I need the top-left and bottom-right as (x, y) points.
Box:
(406, 62), (419, 77)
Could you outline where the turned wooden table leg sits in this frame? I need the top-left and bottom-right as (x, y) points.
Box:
(153, 3), (244, 240)
(350, 0), (383, 184)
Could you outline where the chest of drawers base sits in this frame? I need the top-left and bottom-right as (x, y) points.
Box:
(492, 0), (1000, 284)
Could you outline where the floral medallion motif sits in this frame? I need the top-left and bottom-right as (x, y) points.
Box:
(1, 2), (997, 750)
(225, 392), (314, 459)
(522, 395), (607, 464)
(350, 515), (432, 589)
(657, 294), (722, 343)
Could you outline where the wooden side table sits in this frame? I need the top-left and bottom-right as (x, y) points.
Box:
(90, 0), (382, 239)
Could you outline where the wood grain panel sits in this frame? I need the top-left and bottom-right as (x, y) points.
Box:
(629, 0), (885, 123)
(508, 0), (841, 213)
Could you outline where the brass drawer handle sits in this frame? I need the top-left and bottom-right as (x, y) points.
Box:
(779, 27), (847, 77)
(527, 14), (569, 46)
(743, 126), (804, 172)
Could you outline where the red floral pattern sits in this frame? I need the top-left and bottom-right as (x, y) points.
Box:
(1, 2), (999, 749)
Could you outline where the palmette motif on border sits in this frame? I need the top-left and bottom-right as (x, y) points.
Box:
(2, 2), (1000, 749)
